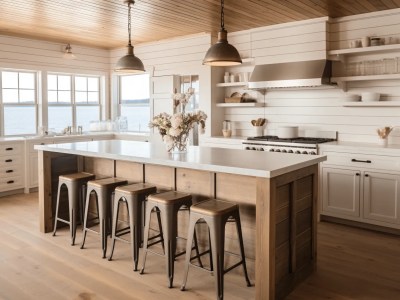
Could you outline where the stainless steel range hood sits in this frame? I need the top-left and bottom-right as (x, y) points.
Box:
(248, 60), (332, 89)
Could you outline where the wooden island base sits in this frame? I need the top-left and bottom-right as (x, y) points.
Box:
(38, 149), (319, 300)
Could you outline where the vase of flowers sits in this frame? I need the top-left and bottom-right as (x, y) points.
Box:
(149, 90), (207, 153)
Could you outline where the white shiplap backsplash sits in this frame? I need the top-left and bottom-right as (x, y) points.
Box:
(222, 10), (400, 144)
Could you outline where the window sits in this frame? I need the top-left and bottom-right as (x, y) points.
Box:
(1, 71), (37, 135)
(47, 74), (100, 132)
(119, 74), (150, 132)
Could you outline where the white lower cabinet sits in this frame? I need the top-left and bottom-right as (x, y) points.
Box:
(321, 150), (400, 229)
(363, 171), (400, 224)
(0, 141), (25, 193)
(322, 167), (361, 218)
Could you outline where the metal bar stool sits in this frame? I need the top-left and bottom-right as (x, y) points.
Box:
(80, 177), (128, 258)
(181, 199), (252, 300)
(108, 183), (158, 271)
(140, 191), (203, 288)
(52, 172), (95, 245)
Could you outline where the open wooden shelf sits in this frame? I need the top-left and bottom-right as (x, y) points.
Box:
(328, 43), (400, 58)
(332, 74), (400, 83)
(216, 82), (248, 87)
(342, 101), (400, 107)
(216, 102), (265, 107)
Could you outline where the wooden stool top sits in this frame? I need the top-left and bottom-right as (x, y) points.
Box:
(115, 183), (157, 195)
(191, 199), (238, 216)
(147, 191), (191, 204)
(59, 172), (95, 182)
(87, 177), (127, 188)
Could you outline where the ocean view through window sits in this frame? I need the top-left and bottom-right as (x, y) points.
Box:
(119, 73), (150, 132)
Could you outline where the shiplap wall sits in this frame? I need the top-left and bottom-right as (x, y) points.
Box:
(222, 10), (400, 144)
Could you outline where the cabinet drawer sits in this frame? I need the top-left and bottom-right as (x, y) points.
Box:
(0, 143), (23, 156)
(0, 155), (23, 167)
(0, 164), (23, 178)
(0, 175), (24, 192)
(322, 151), (400, 172)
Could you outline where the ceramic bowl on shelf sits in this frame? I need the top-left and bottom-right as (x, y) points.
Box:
(361, 92), (380, 102)
(343, 94), (361, 102)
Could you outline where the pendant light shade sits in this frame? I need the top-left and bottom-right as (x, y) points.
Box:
(115, 0), (145, 73)
(203, 0), (242, 66)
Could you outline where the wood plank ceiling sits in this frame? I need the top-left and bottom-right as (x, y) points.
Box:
(0, 0), (399, 49)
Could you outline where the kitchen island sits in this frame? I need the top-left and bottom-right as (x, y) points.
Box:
(35, 140), (326, 300)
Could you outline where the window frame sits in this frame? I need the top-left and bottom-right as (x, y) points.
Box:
(0, 69), (38, 136)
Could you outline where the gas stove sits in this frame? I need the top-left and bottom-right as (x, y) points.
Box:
(242, 135), (336, 155)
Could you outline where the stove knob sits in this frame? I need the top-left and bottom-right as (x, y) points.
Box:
(302, 151), (308, 154)
(252, 147), (257, 150)
(295, 150), (301, 154)
(269, 149), (275, 152)
(282, 149), (287, 153)
(275, 149), (281, 152)
(245, 147), (250, 150)
(310, 151), (317, 155)
(288, 150), (294, 153)
(259, 148), (265, 151)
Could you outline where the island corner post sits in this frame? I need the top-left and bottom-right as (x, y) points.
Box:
(38, 148), (320, 300)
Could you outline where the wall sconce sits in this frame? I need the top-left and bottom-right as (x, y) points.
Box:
(63, 44), (76, 60)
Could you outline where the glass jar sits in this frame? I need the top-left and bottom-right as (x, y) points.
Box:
(222, 120), (232, 137)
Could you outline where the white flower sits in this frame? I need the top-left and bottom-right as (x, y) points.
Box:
(170, 113), (183, 128)
(168, 127), (182, 137)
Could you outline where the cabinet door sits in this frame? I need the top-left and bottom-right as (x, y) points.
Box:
(152, 75), (180, 116)
(363, 172), (400, 224)
(322, 167), (361, 217)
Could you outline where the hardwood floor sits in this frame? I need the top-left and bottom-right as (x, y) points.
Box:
(0, 193), (399, 300)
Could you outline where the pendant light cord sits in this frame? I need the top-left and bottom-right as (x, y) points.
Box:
(220, 0), (225, 30)
(128, 1), (132, 46)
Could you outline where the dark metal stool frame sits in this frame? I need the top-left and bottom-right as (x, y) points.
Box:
(140, 191), (203, 288)
(181, 199), (252, 300)
(108, 183), (160, 271)
(52, 172), (95, 246)
(80, 178), (128, 258)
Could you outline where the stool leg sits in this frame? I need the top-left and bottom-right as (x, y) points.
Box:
(234, 213), (252, 287)
(79, 184), (87, 227)
(80, 189), (93, 249)
(108, 195), (122, 261)
(209, 217), (225, 300)
(69, 181), (79, 246)
(160, 204), (178, 288)
(52, 181), (63, 236)
(140, 202), (157, 275)
(128, 195), (142, 271)
(192, 229), (204, 268)
(97, 189), (108, 258)
(181, 215), (200, 291)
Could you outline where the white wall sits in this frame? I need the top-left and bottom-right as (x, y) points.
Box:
(221, 10), (400, 144)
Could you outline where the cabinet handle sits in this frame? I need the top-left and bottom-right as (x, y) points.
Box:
(5, 147), (13, 151)
(356, 173), (360, 176)
(5, 159), (12, 162)
(351, 159), (371, 163)
(6, 170), (13, 173)
(365, 174), (369, 177)
(40, 143), (45, 145)
(7, 180), (14, 184)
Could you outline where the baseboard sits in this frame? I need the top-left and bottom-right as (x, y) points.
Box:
(0, 188), (25, 198)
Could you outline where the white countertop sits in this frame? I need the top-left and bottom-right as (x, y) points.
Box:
(35, 140), (326, 178)
(320, 141), (400, 156)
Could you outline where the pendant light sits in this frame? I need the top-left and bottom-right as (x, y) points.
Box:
(203, 0), (242, 66)
(63, 44), (76, 60)
(115, 0), (145, 73)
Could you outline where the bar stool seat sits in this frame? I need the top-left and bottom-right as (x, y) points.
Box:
(140, 191), (203, 288)
(52, 172), (95, 246)
(80, 177), (128, 258)
(181, 198), (252, 300)
(108, 183), (157, 271)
